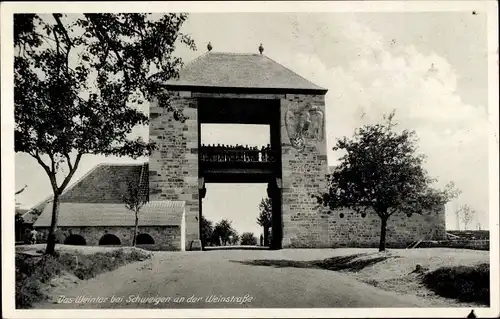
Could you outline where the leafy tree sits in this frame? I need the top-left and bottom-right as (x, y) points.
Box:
(456, 204), (476, 231)
(14, 13), (196, 254)
(123, 179), (147, 246)
(240, 232), (257, 246)
(257, 197), (272, 246)
(200, 215), (214, 247)
(230, 233), (240, 246)
(315, 112), (459, 251)
(213, 219), (237, 246)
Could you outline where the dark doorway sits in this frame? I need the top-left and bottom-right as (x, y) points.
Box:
(98, 234), (121, 245)
(136, 233), (155, 245)
(64, 234), (87, 245)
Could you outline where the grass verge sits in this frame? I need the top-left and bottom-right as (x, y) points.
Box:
(16, 248), (151, 308)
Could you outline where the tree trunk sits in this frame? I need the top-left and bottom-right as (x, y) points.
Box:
(379, 216), (388, 252)
(45, 193), (60, 255)
(263, 226), (270, 246)
(133, 211), (139, 246)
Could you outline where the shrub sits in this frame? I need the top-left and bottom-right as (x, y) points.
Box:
(422, 263), (489, 305)
(16, 274), (43, 309)
(15, 254), (64, 308)
(126, 248), (150, 260)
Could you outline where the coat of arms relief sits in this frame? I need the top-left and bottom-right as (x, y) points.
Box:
(285, 103), (324, 151)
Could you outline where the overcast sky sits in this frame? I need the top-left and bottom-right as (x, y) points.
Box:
(15, 12), (490, 234)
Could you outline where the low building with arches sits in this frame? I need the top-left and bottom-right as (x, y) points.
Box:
(32, 163), (187, 251)
(34, 201), (186, 250)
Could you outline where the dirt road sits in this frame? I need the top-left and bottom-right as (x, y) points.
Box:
(33, 248), (471, 309)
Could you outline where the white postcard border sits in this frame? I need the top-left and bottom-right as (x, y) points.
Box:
(1, 1), (498, 318)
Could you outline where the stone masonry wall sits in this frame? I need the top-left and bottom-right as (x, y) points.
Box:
(325, 207), (446, 248)
(280, 94), (330, 248)
(149, 92), (199, 250)
(36, 226), (182, 250)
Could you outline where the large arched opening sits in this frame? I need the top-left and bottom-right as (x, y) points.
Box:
(98, 234), (121, 246)
(136, 233), (155, 245)
(63, 234), (87, 246)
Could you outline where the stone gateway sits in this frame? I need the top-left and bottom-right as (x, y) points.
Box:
(153, 51), (445, 250)
(33, 51), (445, 250)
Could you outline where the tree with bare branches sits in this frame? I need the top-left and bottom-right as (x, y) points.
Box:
(123, 179), (147, 246)
(456, 204), (476, 231)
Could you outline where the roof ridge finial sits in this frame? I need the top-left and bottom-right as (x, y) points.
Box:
(259, 43), (264, 54)
(207, 41), (213, 52)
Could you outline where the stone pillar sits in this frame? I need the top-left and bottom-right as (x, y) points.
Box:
(149, 91), (200, 251)
(280, 94), (329, 248)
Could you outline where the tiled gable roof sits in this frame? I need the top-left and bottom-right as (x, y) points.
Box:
(59, 163), (148, 203)
(33, 201), (184, 227)
(165, 52), (327, 93)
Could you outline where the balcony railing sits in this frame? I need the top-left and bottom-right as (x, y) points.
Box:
(200, 146), (277, 163)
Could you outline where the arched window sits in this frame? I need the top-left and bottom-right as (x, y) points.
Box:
(98, 234), (121, 246)
(64, 234), (87, 246)
(136, 233), (155, 245)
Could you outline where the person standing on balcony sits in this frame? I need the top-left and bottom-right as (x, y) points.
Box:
(244, 145), (249, 162)
(216, 144), (222, 161)
(235, 145), (239, 162)
(228, 145), (234, 161)
(249, 146), (256, 162)
(221, 144), (227, 162)
(266, 144), (272, 162)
